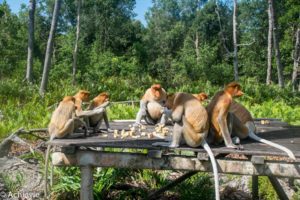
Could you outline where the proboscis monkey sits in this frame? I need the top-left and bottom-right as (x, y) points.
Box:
(45, 96), (87, 198)
(73, 90), (90, 114)
(230, 100), (296, 160)
(206, 82), (244, 149)
(86, 92), (111, 132)
(193, 92), (208, 103)
(153, 93), (220, 200)
(134, 84), (168, 126)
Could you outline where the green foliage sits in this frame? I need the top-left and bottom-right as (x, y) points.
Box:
(292, 181), (300, 200)
(249, 176), (279, 200)
(175, 173), (214, 200)
(0, 172), (25, 193)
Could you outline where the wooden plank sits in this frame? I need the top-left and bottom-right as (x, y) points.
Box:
(48, 121), (300, 158)
(52, 151), (300, 178)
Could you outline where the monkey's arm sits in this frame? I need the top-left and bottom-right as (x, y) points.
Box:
(217, 109), (238, 149)
(76, 108), (105, 117)
(103, 111), (112, 131)
(135, 100), (148, 124)
(93, 101), (110, 110)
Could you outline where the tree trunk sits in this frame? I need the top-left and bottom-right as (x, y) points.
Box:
(72, 0), (82, 85)
(233, 0), (238, 81)
(266, 0), (273, 85)
(194, 32), (200, 64)
(270, 0), (284, 88)
(39, 0), (62, 95)
(26, 0), (36, 83)
(215, 1), (230, 55)
(292, 28), (300, 92)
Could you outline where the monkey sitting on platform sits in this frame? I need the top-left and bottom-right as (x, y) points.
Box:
(134, 84), (169, 126)
(206, 82), (295, 160)
(45, 96), (88, 197)
(152, 92), (220, 200)
(85, 92), (111, 133)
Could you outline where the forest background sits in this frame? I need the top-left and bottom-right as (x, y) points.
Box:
(0, 0), (300, 199)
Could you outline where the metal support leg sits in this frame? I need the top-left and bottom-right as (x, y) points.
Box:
(252, 175), (259, 200)
(268, 176), (289, 200)
(80, 165), (94, 200)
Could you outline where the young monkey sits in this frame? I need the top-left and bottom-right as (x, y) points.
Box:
(134, 84), (168, 126)
(193, 92), (209, 103)
(230, 100), (296, 160)
(153, 92), (220, 200)
(86, 92), (111, 132)
(45, 96), (87, 198)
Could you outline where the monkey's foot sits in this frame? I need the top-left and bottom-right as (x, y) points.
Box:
(106, 128), (114, 133)
(226, 143), (243, 150)
(169, 143), (179, 148)
(132, 122), (142, 128)
(232, 137), (240, 145)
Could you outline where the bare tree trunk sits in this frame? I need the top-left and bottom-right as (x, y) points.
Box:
(233, 0), (239, 81)
(266, 0), (273, 85)
(194, 32), (200, 64)
(72, 0), (82, 85)
(292, 28), (300, 92)
(26, 0), (36, 83)
(270, 0), (284, 88)
(215, 1), (230, 55)
(39, 0), (62, 95)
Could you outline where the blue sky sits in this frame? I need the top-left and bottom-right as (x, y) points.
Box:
(0, 0), (152, 25)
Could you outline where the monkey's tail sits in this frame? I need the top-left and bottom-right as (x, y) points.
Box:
(201, 140), (220, 200)
(245, 121), (295, 160)
(248, 131), (296, 160)
(44, 135), (54, 199)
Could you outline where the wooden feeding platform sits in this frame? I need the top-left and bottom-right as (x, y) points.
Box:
(49, 119), (300, 200)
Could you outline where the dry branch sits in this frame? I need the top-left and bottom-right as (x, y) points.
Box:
(0, 127), (48, 158)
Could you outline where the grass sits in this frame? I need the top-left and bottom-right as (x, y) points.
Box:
(0, 172), (25, 193)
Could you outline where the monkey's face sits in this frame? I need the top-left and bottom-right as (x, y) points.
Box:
(81, 92), (90, 102)
(94, 93), (109, 107)
(233, 87), (244, 97)
(75, 90), (90, 102)
(98, 93), (109, 103)
(151, 84), (163, 100)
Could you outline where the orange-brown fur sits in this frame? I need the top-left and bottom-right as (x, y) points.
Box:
(193, 92), (208, 103)
(168, 93), (209, 147)
(142, 84), (167, 103)
(206, 82), (244, 146)
(230, 100), (253, 124)
(73, 90), (90, 112)
(141, 84), (167, 124)
(88, 92), (109, 110)
(48, 96), (76, 138)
